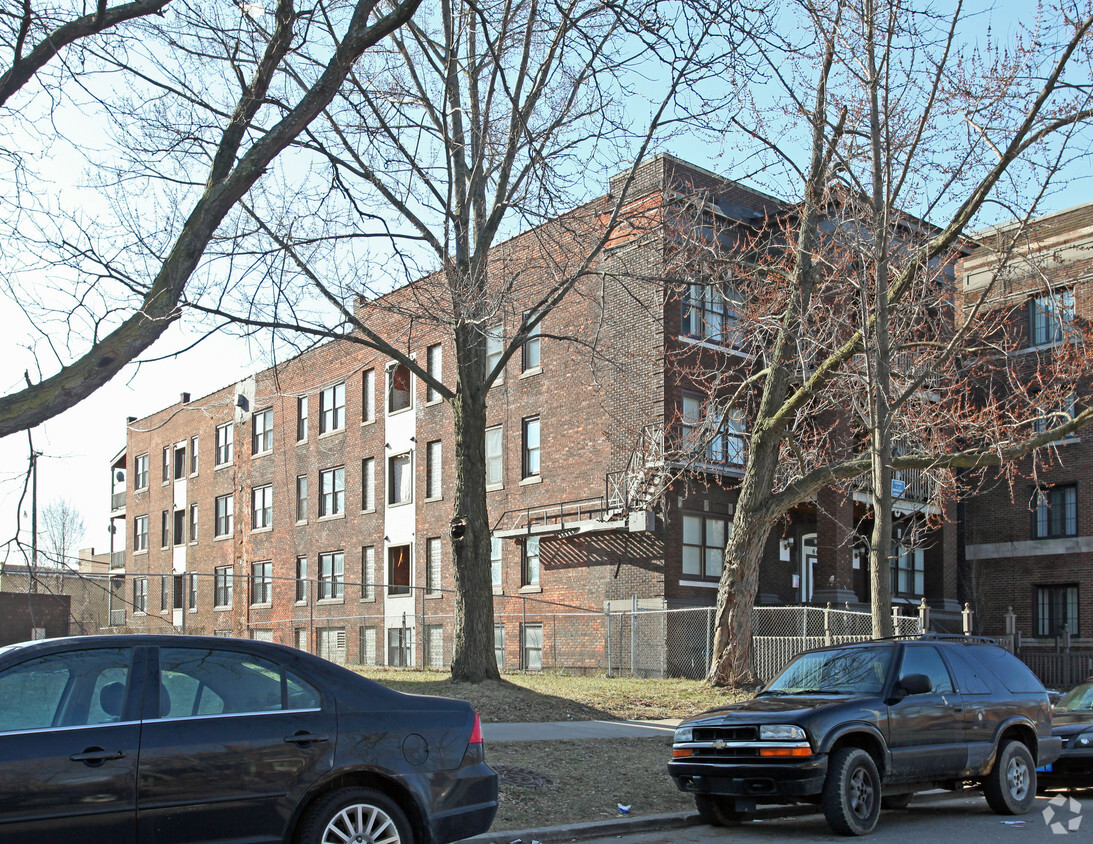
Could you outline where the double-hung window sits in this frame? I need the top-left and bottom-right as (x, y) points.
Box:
(1036, 584), (1079, 637)
(426, 344), (442, 402)
(425, 537), (442, 596)
(319, 383), (345, 433)
(485, 426), (503, 487)
(252, 484), (272, 530)
(1033, 485), (1077, 538)
(388, 453), (412, 505)
(682, 281), (744, 347)
(134, 453), (149, 490)
(1029, 289), (1075, 347)
(251, 561), (272, 605)
(485, 324), (503, 379)
(134, 515), (149, 552)
(295, 557), (308, 603)
(362, 370), (375, 422)
(252, 408), (273, 454)
(319, 466), (345, 517)
(134, 578), (148, 613)
(361, 458), (375, 511)
(297, 397), (308, 442)
(214, 565), (233, 607)
(682, 513), (729, 579)
(522, 417), (540, 478)
(296, 474), (308, 522)
(387, 364), (412, 413)
(215, 423), (233, 465)
(215, 493), (234, 537)
(388, 545), (411, 596)
(522, 536), (540, 587)
(522, 312), (541, 372)
(319, 551), (344, 599)
(425, 441), (442, 499)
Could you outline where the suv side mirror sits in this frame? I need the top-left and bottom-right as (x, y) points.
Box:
(892, 673), (933, 700)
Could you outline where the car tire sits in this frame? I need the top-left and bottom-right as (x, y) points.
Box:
(983, 739), (1036, 815)
(822, 747), (882, 836)
(880, 793), (912, 810)
(694, 794), (746, 826)
(295, 787), (413, 844)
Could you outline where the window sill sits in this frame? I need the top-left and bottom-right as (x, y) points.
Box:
(519, 585), (542, 594)
(189, 540), (198, 546)
(295, 519), (308, 527)
(677, 335), (753, 359)
(519, 475), (542, 486)
(425, 592), (443, 600)
(214, 604), (233, 612)
(134, 611), (147, 617)
(360, 508), (377, 515)
(135, 486), (149, 494)
(519, 367), (542, 379)
(425, 398), (443, 407)
(424, 496), (443, 504)
(252, 450), (272, 459)
(361, 418), (376, 427)
(317, 597), (345, 605)
(214, 463), (232, 471)
(387, 591), (413, 599)
(679, 579), (719, 589)
(318, 429), (345, 440)
(360, 596), (376, 604)
(214, 534), (232, 541)
(492, 586), (504, 595)
(387, 500), (413, 508)
(317, 513), (346, 522)
(486, 483), (504, 493)
(133, 549), (148, 556)
(250, 602), (272, 609)
(387, 406), (414, 418)
(251, 526), (272, 535)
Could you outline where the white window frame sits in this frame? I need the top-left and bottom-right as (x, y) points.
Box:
(319, 382), (346, 434)
(485, 425), (503, 488)
(215, 423), (233, 466)
(319, 466), (345, 517)
(252, 484), (273, 530)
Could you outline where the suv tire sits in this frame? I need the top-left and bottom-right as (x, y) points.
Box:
(694, 794), (746, 826)
(823, 747), (881, 836)
(983, 739), (1036, 815)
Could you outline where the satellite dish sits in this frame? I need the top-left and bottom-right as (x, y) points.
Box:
(115, 469), (126, 484)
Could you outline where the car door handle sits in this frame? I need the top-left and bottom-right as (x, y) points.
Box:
(284, 732), (329, 745)
(70, 747), (126, 764)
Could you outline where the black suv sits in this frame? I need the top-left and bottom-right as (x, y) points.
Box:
(668, 636), (1061, 835)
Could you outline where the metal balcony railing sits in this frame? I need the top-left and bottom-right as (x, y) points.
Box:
(110, 551), (126, 570)
(111, 491), (126, 512)
(109, 609), (126, 627)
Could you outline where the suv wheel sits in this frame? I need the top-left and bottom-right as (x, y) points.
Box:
(822, 747), (881, 836)
(694, 794), (745, 826)
(984, 739), (1036, 815)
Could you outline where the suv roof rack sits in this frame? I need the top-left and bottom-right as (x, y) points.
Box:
(870, 633), (999, 646)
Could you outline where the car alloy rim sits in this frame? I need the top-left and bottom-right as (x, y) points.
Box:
(849, 766), (875, 819)
(321, 803), (401, 844)
(1006, 755), (1029, 801)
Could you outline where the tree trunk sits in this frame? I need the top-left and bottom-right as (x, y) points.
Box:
(448, 386), (501, 682)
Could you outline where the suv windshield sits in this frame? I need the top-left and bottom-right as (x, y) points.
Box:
(1056, 681), (1093, 712)
(764, 646), (894, 696)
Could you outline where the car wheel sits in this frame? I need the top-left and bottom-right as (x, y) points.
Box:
(694, 794), (746, 826)
(296, 787), (412, 844)
(822, 747), (881, 836)
(880, 793), (912, 810)
(983, 740), (1036, 815)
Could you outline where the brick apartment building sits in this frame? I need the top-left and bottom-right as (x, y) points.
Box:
(959, 201), (1093, 648)
(103, 155), (961, 671)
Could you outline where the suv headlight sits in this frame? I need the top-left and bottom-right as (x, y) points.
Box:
(760, 724), (806, 741)
(1073, 729), (1093, 749)
(674, 726), (693, 743)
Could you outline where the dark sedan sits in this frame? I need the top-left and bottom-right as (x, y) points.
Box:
(0, 635), (497, 844)
(1040, 676), (1093, 791)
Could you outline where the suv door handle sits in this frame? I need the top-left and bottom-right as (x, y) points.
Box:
(70, 747), (126, 764)
(284, 732), (329, 745)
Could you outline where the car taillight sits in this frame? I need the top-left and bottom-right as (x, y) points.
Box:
(469, 711), (483, 745)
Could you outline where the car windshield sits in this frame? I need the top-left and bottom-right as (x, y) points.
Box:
(763, 646), (894, 696)
(1056, 682), (1093, 712)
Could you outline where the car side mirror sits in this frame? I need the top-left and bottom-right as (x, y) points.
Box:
(891, 673), (932, 701)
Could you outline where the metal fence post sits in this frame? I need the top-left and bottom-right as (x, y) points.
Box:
(605, 609), (612, 677)
(631, 596), (637, 676)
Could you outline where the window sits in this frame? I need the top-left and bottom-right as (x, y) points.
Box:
(318, 551), (344, 600)
(252, 484), (272, 530)
(485, 425), (503, 487)
(481, 324), (503, 381)
(318, 628), (347, 664)
(1029, 289), (1075, 346)
(252, 409), (273, 454)
(1037, 584), (1079, 637)
(361, 457), (375, 511)
(491, 537), (502, 588)
(214, 566), (233, 607)
(388, 544), (411, 596)
(361, 546), (376, 601)
(494, 624), (505, 670)
(425, 441), (442, 499)
(189, 437), (199, 475)
(1033, 485), (1077, 539)
(162, 447), (171, 483)
(319, 382), (346, 433)
(187, 573), (197, 609)
(161, 510), (170, 548)
(522, 313), (540, 371)
(387, 627), (412, 667)
(161, 575), (171, 612)
(898, 645), (954, 694)
(522, 536), (540, 587)
(134, 515), (148, 552)
(425, 624), (444, 669)
(134, 453), (149, 490)
(297, 396), (308, 442)
(250, 561), (272, 605)
(387, 363), (412, 413)
(521, 623), (543, 670)
(681, 280), (743, 347)
(173, 509), (185, 546)
(173, 446), (186, 480)
(682, 513), (729, 579)
(362, 370), (375, 422)
(215, 493), (234, 537)
(295, 557), (307, 603)
(1034, 393), (1078, 439)
(319, 466), (345, 517)
(360, 626), (377, 665)
(134, 578), (148, 613)
(891, 545), (924, 596)
(296, 474), (308, 522)
(388, 453), (412, 505)
(295, 628), (308, 651)
(522, 416), (540, 478)
(680, 394), (747, 465)
(189, 503), (198, 542)
(426, 344), (442, 402)
(426, 537), (442, 596)
(215, 423), (233, 466)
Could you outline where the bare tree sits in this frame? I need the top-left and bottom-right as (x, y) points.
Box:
(39, 498), (86, 568)
(685, 0), (1093, 686)
(0, 0), (422, 438)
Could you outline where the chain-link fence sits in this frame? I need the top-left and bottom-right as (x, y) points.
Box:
(0, 568), (923, 682)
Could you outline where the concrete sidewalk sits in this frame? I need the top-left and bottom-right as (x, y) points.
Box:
(482, 718), (681, 742)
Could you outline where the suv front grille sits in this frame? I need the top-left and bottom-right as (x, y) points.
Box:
(693, 725), (759, 742)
